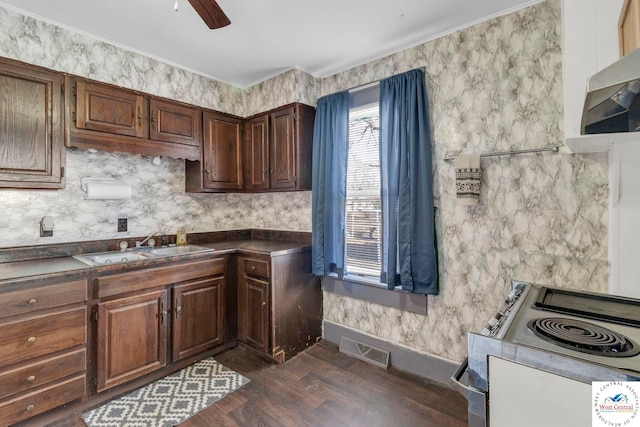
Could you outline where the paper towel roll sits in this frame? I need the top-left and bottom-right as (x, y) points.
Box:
(84, 182), (132, 200)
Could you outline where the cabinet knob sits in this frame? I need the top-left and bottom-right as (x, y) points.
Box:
(262, 301), (266, 306)
(251, 266), (256, 270)
(26, 375), (36, 383)
(28, 298), (37, 305)
(205, 169), (210, 174)
(27, 336), (36, 343)
(26, 405), (35, 412)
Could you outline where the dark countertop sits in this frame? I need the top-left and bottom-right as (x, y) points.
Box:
(0, 237), (311, 283)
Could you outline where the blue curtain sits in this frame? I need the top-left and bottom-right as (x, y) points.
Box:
(311, 91), (349, 278)
(379, 69), (438, 294)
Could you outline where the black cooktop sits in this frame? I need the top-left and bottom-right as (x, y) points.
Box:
(533, 287), (640, 327)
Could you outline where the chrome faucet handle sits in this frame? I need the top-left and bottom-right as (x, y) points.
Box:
(147, 238), (156, 248)
(119, 241), (128, 252)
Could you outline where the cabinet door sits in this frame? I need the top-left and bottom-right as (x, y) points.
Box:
(244, 114), (269, 190)
(96, 289), (168, 392)
(620, 0), (640, 56)
(149, 99), (202, 147)
(202, 111), (243, 190)
(270, 107), (297, 189)
(0, 59), (64, 189)
(172, 276), (224, 361)
(241, 276), (270, 353)
(75, 80), (146, 138)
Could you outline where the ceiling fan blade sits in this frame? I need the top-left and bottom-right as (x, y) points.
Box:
(188, 0), (231, 29)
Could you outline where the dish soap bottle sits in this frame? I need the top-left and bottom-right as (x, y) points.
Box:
(176, 229), (187, 246)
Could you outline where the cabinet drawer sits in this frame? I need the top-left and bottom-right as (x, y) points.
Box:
(0, 374), (85, 426)
(98, 258), (224, 298)
(244, 258), (269, 279)
(0, 348), (86, 400)
(0, 278), (87, 320)
(0, 307), (86, 368)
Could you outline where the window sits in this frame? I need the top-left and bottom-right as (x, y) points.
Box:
(346, 92), (381, 278)
(313, 69), (436, 295)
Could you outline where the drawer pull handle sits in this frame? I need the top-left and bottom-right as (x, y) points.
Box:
(28, 298), (37, 305)
(251, 266), (256, 270)
(26, 404), (35, 411)
(27, 336), (36, 343)
(26, 375), (36, 382)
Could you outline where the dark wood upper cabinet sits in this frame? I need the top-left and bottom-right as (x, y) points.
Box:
(67, 77), (201, 160)
(75, 80), (146, 138)
(244, 103), (315, 192)
(269, 107), (297, 189)
(185, 110), (243, 192)
(244, 114), (269, 190)
(149, 98), (201, 147)
(0, 57), (65, 189)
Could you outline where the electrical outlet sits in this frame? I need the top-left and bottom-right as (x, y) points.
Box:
(117, 217), (128, 232)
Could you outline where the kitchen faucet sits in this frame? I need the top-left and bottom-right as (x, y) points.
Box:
(136, 231), (159, 247)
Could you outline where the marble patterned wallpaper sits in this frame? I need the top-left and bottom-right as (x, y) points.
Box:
(0, 5), (313, 248)
(320, 0), (609, 362)
(0, 0), (610, 364)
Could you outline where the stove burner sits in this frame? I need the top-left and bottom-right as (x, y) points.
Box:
(528, 317), (640, 358)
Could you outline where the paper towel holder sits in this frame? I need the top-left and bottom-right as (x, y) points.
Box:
(81, 177), (132, 200)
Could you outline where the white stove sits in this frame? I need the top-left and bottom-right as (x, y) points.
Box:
(452, 281), (640, 427)
(502, 284), (640, 374)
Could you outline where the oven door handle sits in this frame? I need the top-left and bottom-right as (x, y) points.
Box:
(450, 357), (486, 400)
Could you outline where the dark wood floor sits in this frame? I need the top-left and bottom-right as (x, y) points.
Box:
(51, 341), (468, 427)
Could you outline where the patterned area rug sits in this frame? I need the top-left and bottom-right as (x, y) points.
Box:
(82, 358), (249, 427)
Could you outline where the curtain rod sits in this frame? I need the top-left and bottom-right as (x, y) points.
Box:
(443, 146), (560, 161)
(347, 67), (427, 93)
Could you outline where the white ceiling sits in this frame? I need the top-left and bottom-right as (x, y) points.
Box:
(0, 0), (541, 88)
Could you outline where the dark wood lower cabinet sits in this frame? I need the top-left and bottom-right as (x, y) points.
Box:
(94, 257), (227, 393)
(237, 250), (322, 363)
(172, 276), (224, 361)
(1, 247), (321, 425)
(96, 289), (168, 392)
(242, 276), (269, 352)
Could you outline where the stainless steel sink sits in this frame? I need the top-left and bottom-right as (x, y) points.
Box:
(73, 245), (214, 266)
(73, 251), (153, 266)
(148, 244), (213, 256)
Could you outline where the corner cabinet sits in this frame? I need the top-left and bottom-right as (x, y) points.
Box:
(94, 257), (225, 392)
(244, 103), (315, 192)
(0, 57), (65, 189)
(67, 77), (201, 160)
(185, 111), (243, 192)
(237, 250), (322, 363)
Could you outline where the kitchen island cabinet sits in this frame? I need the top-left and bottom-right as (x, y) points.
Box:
(0, 273), (88, 426)
(0, 57), (65, 190)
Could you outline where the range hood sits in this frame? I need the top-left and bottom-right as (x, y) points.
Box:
(566, 48), (640, 153)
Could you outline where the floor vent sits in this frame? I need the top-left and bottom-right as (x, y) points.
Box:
(339, 336), (390, 369)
